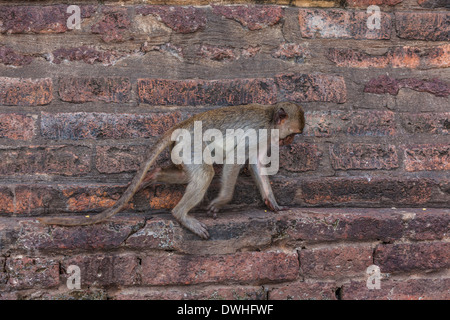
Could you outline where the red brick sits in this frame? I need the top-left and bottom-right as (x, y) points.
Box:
(279, 142), (321, 172)
(15, 217), (145, 252)
(346, 0), (403, 7)
(422, 44), (450, 68)
(50, 46), (125, 65)
(0, 5), (96, 34)
(299, 177), (434, 206)
(269, 281), (338, 300)
(113, 286), (266, 300)
(0, 114), (36, 141)
(275, 73), (347, 103)
(281, 208), (404, 243)
(141, 251), (299, 285)
(0, 187), (14, 214)
(400, 112), (449, 135)
(396, 12), (449, 41)
(305, 110), (395, 137)
(272, 43), (310, 63)
(342, 278), (450, 300)
(91, 7), (131, 42)
(330, 144), (399, 170)
(41, 112), (182, 140)
(299, 245), (374, 279)
(199, 45), (236, 61)
(374, 242), (450, 273)
(404, 209), (450, 241)
(418, 0), (449, 8)
(212, 5), (283, 31)
(5, 256), (59, 290)
(138, 78), (277, 106)
(96, 145), (148, 174)
(59, 77), (131, 103)
(14, 185), (60, 215)
(364, 75), (450, 97)
(0, 146), (92, 176)
(299, 9), (391, 39)
(0, 46), (33, 66)
(0, 77), (52, 106)
(136, 6), (207, 33)
(328, 45), (450, 69)
(404, 145), (450, 172)
(62, 254), (140, 286)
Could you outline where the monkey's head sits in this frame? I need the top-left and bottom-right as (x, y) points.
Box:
(273, 102), (305, 145)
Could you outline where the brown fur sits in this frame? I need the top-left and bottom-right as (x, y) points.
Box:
(38, 103), (305, 239)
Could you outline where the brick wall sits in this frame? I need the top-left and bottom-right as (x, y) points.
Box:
(0, 0), (448, 300)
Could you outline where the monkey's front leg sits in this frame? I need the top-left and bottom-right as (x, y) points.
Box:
(248, 163), (287, 212)
(207, 164), (243, 218)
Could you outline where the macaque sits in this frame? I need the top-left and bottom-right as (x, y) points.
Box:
(39, 103), (305, 239)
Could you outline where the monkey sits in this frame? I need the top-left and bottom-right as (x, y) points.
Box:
(38, 102), (305, 239)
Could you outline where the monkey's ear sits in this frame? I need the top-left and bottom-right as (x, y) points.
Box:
(273, 108), (288, 125)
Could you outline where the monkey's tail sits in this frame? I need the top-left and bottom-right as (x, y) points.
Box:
(38, 135), (172, 226)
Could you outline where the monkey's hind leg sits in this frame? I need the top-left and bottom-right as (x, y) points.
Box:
(172, 164), (214, 239)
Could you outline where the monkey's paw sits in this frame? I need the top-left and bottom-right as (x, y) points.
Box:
(182, 217), (210, 240)
(264, 199), (289, 213)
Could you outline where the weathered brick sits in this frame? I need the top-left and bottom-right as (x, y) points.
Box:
(400, 113), (449, 135)
(422, 44), (450, 68)
(342, 278), (450, 300)
(15, 217), (145, 252)
(330, 144), (399, 170)
(113, 286), (266, 300)
(14, 185), (61, 215)
(0, 187), (14, 214)
(299, 245), (374, 279)
(49, 46), (125, 66)
(41, 112), (182, 140)
(96, 145), (171, 174)
(364, 75), (450, 97)
(5, 256), (59, 290)
(138, 78), (277, 106)
(272, 43), (310, 63)
(0, 114), (36, 141)
(59, 77), (131, 103)
(0, 46), (33, 66)
(304, 110), (395, 137)
(299, 9), (391, 39)
(141, 251), (299, 285)
(404, 209), (450, 241)
(374, 242), (450, 273)
(212, 5), (283, 31)
(281, 208), (404, 243)
(329, 44), (450, 69)
(0, 146), (92, 176)
(418, 0), (450, 8)
(0, 77), (52, 106)
(404, 145), (450, 172)
(345, 0), (403, 7)
(396, 12), (449, 41)
(275, 73), (347, 103)
(279, 142), (321, 172)
(299, 178), (434, 206)
(199, 45), (236, 61)
(91, 7), (131, 42)
(269, 281), (338, 300)
(62, 254), (140, 287)
(136, 6), (207, 33)
(0, 5), (96, 34)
